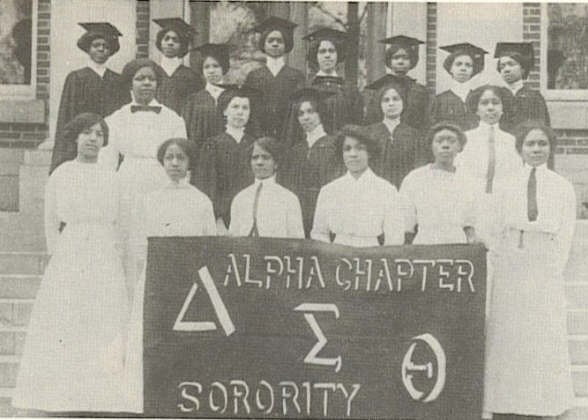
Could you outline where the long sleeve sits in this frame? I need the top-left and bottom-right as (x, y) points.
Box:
(286, 195), (305, 239)
(51, 73), (79, 174)
(310, 187), (332, 243)
(202, 198), (217, 236)
(557, 183), (577, 273)
(399, 176), (417, 234)
(43, 173), (60, 255)
(383, 186), (405, 245)
(98, 113), (121, 171)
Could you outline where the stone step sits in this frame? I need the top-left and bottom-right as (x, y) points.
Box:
(567, 282), (588, 309)
(570, 335), (588, 365)
(0, 275), (41, 299)
(569, 309), (588, 335)
(572, 366), (588, 397)
(0, 254), (47, 275)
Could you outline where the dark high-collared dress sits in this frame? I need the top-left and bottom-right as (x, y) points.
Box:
(431, 90), (479, 131)
(51, 67), (129, 173)
(503, 85), (550, 132)
(243, 64), (305, 139)
(365, 121), (426, 188)
(182, 89), (224, 156)
(279, 134), (343, 237)
(156, 64), (203, 116)
(310, 75), (364, 133)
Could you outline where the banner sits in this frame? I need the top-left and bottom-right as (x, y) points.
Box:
(144, 237), (486, 419)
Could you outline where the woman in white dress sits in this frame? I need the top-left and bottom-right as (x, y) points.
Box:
(125, 138), (216, 413)
(484, 121), (576, 420)
(311, 124), (404, 247)
(98, 58), (187, 294)
(12, 113), (129, 413)
(229, 136), (304, 238)
(400, 122), (479, 245)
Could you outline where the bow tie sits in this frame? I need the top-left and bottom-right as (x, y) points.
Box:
(131, 105), (162, 114)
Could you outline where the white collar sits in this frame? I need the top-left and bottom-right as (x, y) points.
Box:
(265, 56), (285, 77)
(449, 80), (472, 103)
(160, 56), (182, 77)
(506, 79), (524, 95)
(478, 120), (500, 132)
(382, 118), (400, 135)
(316, 70), (338, 77)
(226, 126), (245, 143)
(165, 177), (191, 189)
(524, 162), (548, 173)
(129, 96), (161, 107)
(345, 167), (376, 184)
(206, 83), (225, 102)
(254, 175), (277, 187)
(87, 60), (107, 77)
(305, 124), (326, 148)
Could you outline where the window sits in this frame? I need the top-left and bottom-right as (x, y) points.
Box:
(0, 0), (36, 98)
(542, 3), (588, 100)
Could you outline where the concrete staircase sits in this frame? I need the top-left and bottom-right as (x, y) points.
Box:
(0, 149), (587, 418)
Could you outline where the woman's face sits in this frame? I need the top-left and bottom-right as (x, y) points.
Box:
(297, 101), (321, 133)
(388, 48), (411, 75)
(450, 54), (474, 83)
(264, 30), (286, 58)
(163, 143), (189, 182)
(251, 143), (277, 180)
(343, 136), (369, 175)
(521, 128), (550, 167)
(224, 96), (250, 129)
(161, 30), (182, 58)
(498, 56), (523, 84)
(380, 87), (403, 120)
(432, 129), (461, 165)
(88, 38), (110, 64)
(202, 56), (224, 84)
(76, 122), (105, 160)
(476, 89), (503, 125)
(132, 66), (157, 105)
(317, 40), (337, 73)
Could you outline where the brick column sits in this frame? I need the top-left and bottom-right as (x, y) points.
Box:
(522, 3), (541, 90)
(425, 2), (437, 93)
(136, 0), (150, 58)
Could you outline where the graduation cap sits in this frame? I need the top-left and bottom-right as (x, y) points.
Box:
(192, 43), (232, 74)
(440, 42), (488, 76)
(303, 27), (348, 44)
(379, 35), (424, 70)
(77, 22), (122, 55)
(494, 42), (535, 78)
(254, 16), (297, 54)
(217, 85), (263, 112)
(289, 87), (336, 103)
(365, 74), (408, 95)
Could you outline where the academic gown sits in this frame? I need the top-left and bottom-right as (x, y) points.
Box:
(503, 85), (551, 132)
(365, 121), (427, 188)
(194, 132), (256, 226)
(51, 67), (129, 173)
(156, 64), (203, 116)
(431, 90), (479, 131)
(365, 74), (431, 131)
(182, 89), (224, 154)
(243, 64), (305, 139)
(310, 75), (364, 133)
(280, 134), (343, 237)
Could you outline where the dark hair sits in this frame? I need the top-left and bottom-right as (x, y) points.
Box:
(156, 138), (196, 167)
(385, 45), (418, 71)
(63, 113), (109, 154)
(307, 38), (346, 71)
(496, 53), (531, 79)
(155, 28), (190, 58)
(217, 90), (250, 114)
(259, 28), (293, 54)
(250, 136), (283, 167)
(466, 84), (512, 115)
(443, 51), (483, 77)
(77, 32), (120, 56)
(335, 124), (380, 163)
(121, 58), (163, 89)
(201, 53), (230, 75)
(426, 122), (467, 150)
(372, 82), (407, 121)
(514, 120), (557, 157)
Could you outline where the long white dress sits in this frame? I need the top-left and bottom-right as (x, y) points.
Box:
(98, 99), (187, 292)
(229, 176), (305, 238)
(125, 179), (216, 413)
(399, 164), (479, 244)
(311, 168), (404, 247)
(483, 164), (576, 416)
(12, 161), (129, 412)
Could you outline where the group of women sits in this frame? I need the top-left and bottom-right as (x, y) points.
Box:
(12, 15), (577, 420)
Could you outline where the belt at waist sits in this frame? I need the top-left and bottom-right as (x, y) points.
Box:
(502, 227), (556, 249)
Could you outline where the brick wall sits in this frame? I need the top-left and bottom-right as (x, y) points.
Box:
(425, 2), (437, 93)
(136, 0), (150, 58)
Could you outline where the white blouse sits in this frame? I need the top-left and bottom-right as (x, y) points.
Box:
(311, 168), (404, 247)
(44, 161), (119, 254)
(229, 177), (304, 239)
(400, 164), (479, 244)
(98, 100), (187, 170)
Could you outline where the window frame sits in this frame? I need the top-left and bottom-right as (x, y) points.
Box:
(0, 0), (38, 100)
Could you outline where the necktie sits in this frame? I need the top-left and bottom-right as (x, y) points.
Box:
(130, 105), (162, 114)
(485, 126), (496, 193)
(527, 167), (538, 221)
(248, 182), (263, 237)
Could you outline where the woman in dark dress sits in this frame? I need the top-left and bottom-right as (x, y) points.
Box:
(50, 22), (128, 174)
(281, 88), (343, 237)
(153, 18), (203, 115)
(365, 35), (431, 131)
(194, 87), (260, 234)
(243, 16), (305, 139)
(182, 43), (231, 157)
(364, 79), (425, 188)
(431, 42), (487, 131)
